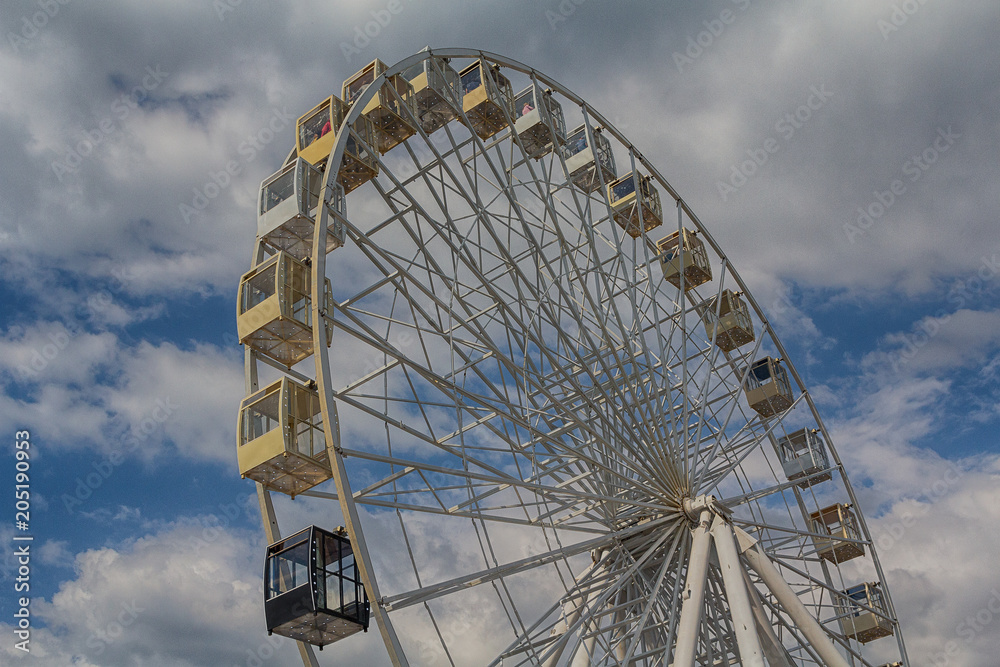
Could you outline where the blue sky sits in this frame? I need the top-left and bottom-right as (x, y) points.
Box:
(1, 1), (999, 665)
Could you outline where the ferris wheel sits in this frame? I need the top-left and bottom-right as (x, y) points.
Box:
(234, 48), (909, 666)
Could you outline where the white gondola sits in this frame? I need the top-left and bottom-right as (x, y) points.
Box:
(776, 427), (831, 486)
(563, 124), (616, 192)
(258, 158), (346, 261)
(512, 84), (566, 158)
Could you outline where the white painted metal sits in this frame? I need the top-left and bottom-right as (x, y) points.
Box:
(711, 517), (764, 667)
(673, 508), (713, 666)
(570, 634), (599, 667)
(743, 542), (851, 667)
(542, 563), (598, 667)
(311, 139), (409, 665)
(240, 49), (908, 667)
(742, 566), (795, 667)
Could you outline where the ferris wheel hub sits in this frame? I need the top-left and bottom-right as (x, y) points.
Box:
(681, 494), (730, 523)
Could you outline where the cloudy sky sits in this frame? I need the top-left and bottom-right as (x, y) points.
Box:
(1, 0), (998, 665)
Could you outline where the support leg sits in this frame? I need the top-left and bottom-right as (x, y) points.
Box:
(742, 540), (850, 667)
(673, 508), (714, 667)
(569, 631), (597, 667)
(543, 563), (600, 667)
(741, 564), (794, 667)
(711, 518), (765, 667)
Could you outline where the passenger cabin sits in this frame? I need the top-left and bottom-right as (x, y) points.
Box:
(512, 84), (566, 159)
(258, 158), (346, 262)
(701, 290), (753, 351)
(838, 582), (894, 644)
(342, 59), (417, 154)
(403, 55), (462, 135)
(237, 252), (333, 368)
(608, 172), (663, 238)
(776, 427), (831, 486)
(744, 357), (794, 418)
(296, 96), (378, 193)
(238, 377), (330, 497)
(563, 125), (616, 193)
(657, 228), (711, 290)
(264, 525), (370, 648)
(459, 61), (513, 140)
(810, 503), (865, 564)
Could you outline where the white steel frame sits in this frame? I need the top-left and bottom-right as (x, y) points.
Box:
(241, 49), (909, 666)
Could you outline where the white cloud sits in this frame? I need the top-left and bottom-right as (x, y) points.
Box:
(100, 340), (243, 463)
(864, 308), (1000, 377)
(0, 324), (242, 463)
(1, 0), (997, 303)
(0, 323), (117, 387)
(37, 540), (73, 567)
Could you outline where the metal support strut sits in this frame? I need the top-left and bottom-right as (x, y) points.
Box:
(671, 495), (849, 667)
